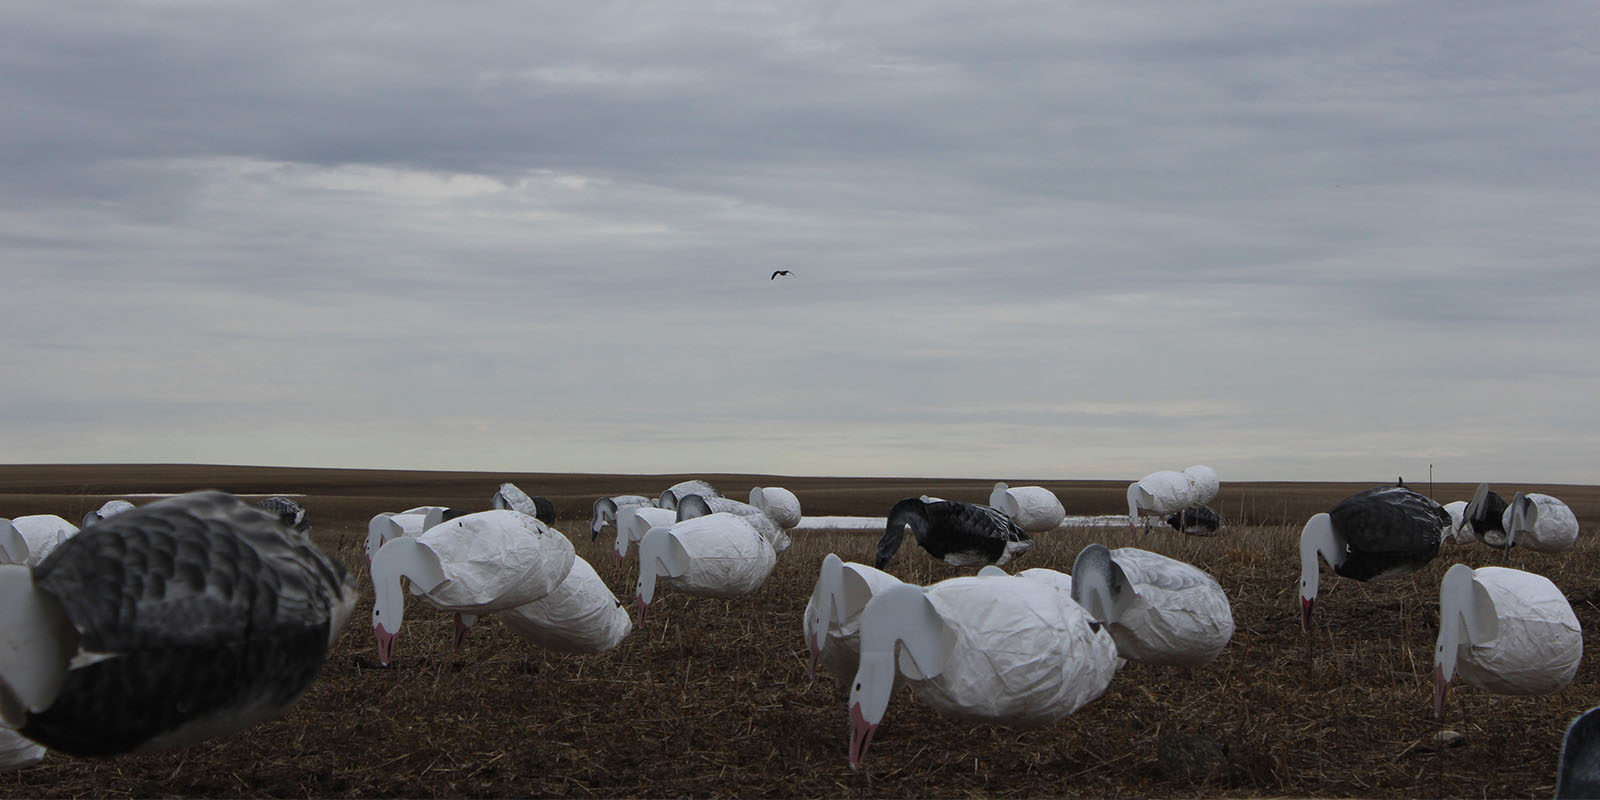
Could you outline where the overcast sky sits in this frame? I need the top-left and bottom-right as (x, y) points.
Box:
(3, 1), (1597, 484)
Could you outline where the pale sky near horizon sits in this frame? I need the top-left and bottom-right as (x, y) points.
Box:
(3, 2), (1598, 484)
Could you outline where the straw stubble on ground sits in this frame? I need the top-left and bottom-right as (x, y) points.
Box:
(1, 465), (1597, 798)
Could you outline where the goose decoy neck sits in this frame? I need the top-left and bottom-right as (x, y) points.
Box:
(876, 499), (930, 569)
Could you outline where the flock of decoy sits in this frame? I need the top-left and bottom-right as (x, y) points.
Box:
(1, 470), (1597, 795)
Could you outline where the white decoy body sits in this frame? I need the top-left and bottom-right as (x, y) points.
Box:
(590, 495), (654, 541)
(847, 571), (1120, 770)
(1433, 564), (1581, 719)
(658, 480), (721, 510)
(0, 728), (45, 772)
(677, 493), (791, 555)
(0, 516), (80, 567)
(634, 513), (776, 621)
(0, 491), (356, 757)
(1126, 465), (1219, 534)
(613, 506), (677, 569)
(749, 486), (802, 529)
(1298, 484), (1446, 632)
(492, 483), (555, 526)
(1439, 501), (1470, 544)
(802, 553), (904, 681)
(1070, 544), (1234, 666)
(362, 509), (445, 565)
(369, 509), (575, 665)
(990, 482), (1066, 532)
(1558, 706), (1600, 800)
(80, 500), (135, 529)
(497, 556), (632, 654)
(1501, 492), (1580, 553)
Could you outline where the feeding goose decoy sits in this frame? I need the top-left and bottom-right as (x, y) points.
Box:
(493, 483), (557, 526)
(802, 553), (903, 682)
(1127, 465), (1219, 535)
(80, 500), (135, 529)
(634, 512), (776, 622)
(612, 505), (676, 569)
(497, 555), (632, 654)
(676, 493), (790, 555)
(254, 496), (310, 533)
(1500, 491), (1580, 554)
(874, 498), (1032, 570)
(658, 480), (721, 511)
(989, 483), (1066, 532)
(846, 569), (1119, 771)
(1070, 544), (1234, 666)
(1166, 504), (1223, 535)
(1461, 482), (1509, 545)
(748, 486), (803, 529)
(1433, 564), (1581, 719)
(369, 509), (574, 665)
(0, 516), (80, 567)
(362, 509), (446, 565)
(1298, 483), (1447, 633)
(591, 495), (654, 541)
(0, 491), (356, 757)
(1558, 706), (1600, 800)
(1439, 500), (1470, 544)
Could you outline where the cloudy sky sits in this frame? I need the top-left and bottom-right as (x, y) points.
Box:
(3, 1), (1597, 483)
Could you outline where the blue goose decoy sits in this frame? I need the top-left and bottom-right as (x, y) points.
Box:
(1298, 482), (1447, 632)
(1559, 707), (1600, 799)
(0, 491), (356, 757)
(874, 497), (1032, 570)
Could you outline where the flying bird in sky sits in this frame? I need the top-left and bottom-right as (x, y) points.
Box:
(770, 270), (793, 280)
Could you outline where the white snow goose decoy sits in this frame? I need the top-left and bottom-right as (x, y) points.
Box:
(749, 486), (803, 529)
(1126, 465), (1219, 535)
(1433, 564), (1581, 719)
(1439, 500), (1470, 544)
(1298, 483), (1446, 633)
(989, 482), (1066, 532)
(0, 491), (356, 756)
(362, 508), (446, 566)
(590, 495), (654, 541)
(1070, 544), (1234, 666)
(80, 500), (135, 529)
(803, 553), (903, 681)
(1461, 482), (1509, 545)
(612, 505), (676, 569)
(369, 509), (574, 665)
(1557, 706), (1600, 799)
(676, 493), (791, 555)
(497, 555), (632, 654)
(874, 497), (1032, 570)
(658, 480), (721, 511)
(0, 515), (80, 567)
(634, 512), (776, 622)
(846, 569), (1120, 771)
(493, 482), (556, 526)
(1500, 491), (1580, 555)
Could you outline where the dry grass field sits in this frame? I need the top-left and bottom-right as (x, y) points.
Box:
(2, 464), (1599, 798)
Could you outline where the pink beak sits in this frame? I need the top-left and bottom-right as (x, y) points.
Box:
(807, 633), (822, 680)
(1300, 597), (1314, 634)
(1433, 665), (1449, 720)
(635, 594), (649, 624)
(848, 702), (877, 771)
(452, 613), (472, 653)
(374, 623), (397, 666)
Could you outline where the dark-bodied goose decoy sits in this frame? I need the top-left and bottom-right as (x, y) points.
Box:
(1460, 482), (1509, 545)
(1166, 504), (1223, 535)
(1432, 564), (1580, 720)
(1298, 483), (1447, 633)
(492, 482), (556, 526)
(0, 491), (356, 757)
(1558, 706), (1600, 799)
(874, 498), (1032, 570)
(254, 495), (310, 533)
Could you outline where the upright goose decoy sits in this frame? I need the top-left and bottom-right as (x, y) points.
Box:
(1070, 544), (1234, 666)
(0, 491), (356, 756)
(493, 483), (556, 526)
(369, 509), (574, 665)
(1298, 483), (1446, 633)
(1127, 465), (1219, 535)
(80, 500), (135, 529)
(254, 496), (309, 533)
(1461, 482), (1509, 545)
(497, 555), (632, 654)
(1433, 564), (1581, 719)
(677, 493), (790, 555)
(802, 553), (903, 681)
(634, 513), (776, 622)
(590, 495), (654, 541)
(846, 570), (1120, 771)
(0, 516), (80, 567)
(874, 498), (1031, 570)
(1557, 706), (1600, 800)
(1501, 491), (1580, 554)
(658, 480), (721, 511)
(748, 486), (803, 529)
(989, 482), (1066, 532)
(612, 505), (676, 569)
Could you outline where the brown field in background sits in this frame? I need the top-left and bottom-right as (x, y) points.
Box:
(2, 464), (1598, 798)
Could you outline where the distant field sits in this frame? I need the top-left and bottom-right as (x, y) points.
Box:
(2, 464), (1597, 798)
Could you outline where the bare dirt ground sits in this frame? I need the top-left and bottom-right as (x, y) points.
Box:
(2, 464), (1598, 798)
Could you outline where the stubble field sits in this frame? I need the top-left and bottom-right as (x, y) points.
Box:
(2, 463), (1598, 798)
